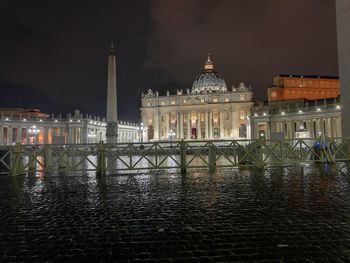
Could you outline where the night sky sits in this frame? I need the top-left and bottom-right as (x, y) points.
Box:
(0, 0), (338, 122)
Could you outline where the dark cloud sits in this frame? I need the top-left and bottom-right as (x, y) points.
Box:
(0, 0), (337, 121)
(146, 0), (338, 99)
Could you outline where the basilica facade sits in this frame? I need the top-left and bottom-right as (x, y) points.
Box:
(140, 55), (253, 141)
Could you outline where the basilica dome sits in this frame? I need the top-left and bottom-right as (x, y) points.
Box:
(191, 54), (227, 94)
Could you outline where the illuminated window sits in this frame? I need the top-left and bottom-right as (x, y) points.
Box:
(161, 101), (164, 106)
(171, 100), (176, 105)
(225, 98), (229, 102)
(240, 94), (245, 101)
(240, 110), (245, 120)
(213, 97), (218, 103)
(183, 100), (187, 103)
(148, 102), (152, 106)
(200, 99), (205, 103)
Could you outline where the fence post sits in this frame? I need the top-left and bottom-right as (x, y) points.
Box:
(96, 141), (106, 175)
(10, 143), (25, 176)
(28, 147), (37, 173)
(257, 139), (264, 169)
(44, 146), (53, 171)
(208, 143), (216, 172)
(180, 139), (187, 174)
(58, 146), (68, 169)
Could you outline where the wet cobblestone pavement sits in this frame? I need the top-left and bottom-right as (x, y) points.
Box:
(1, 165), (350, 262)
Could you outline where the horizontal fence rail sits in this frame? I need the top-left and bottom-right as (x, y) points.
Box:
(1, 138), (350, 175)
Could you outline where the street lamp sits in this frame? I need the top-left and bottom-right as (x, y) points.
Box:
(28, 125), (40, 144)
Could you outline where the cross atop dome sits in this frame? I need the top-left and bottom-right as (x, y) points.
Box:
(204, 53), (214, 71)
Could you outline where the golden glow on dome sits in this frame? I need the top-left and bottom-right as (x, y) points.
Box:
(204, 53), (214, 71)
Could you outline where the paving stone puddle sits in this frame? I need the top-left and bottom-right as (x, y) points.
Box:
(1, 164), (350, 262)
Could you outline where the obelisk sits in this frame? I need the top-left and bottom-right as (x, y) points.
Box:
(106, 41), (118, 143)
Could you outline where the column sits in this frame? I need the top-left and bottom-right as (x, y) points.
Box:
(287, 121), (292, 139)
(17, 127), (22, 143)
(8, 127), (13, 145)
(336, 0), (350, 137)
(326, 118), (331, 138)
(316, 119), (321, 137)
(179, 112), (184, 139)
(26, 127), (30, 144)
(219, 111), (224, 138)
(154, 112), (159, 140)
(81, 125), (87, 143)
(166, 113), (170, 138)
(187, 112), (191, 139)
(68, 127), (72, 143)
(176, 112), (180, 139)
(44, 127), (48, 144)
(0, 127), (3, 145)
(205, 111), (209, 139)
(209, 111), (213, 138)
(197, 112), (201, 139)
(306, 120), (311, 137)
(246, 121), (251, 139)
(231, 109), (239, 138)
(337, 116), (342, 137)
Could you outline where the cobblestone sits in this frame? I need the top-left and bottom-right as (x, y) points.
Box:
(1, 164), (350, 262)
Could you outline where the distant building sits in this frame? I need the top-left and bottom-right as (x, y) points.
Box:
(267, 74), (339, 102)
(0, 109), (139, 145)
(140, 55), (253, 141)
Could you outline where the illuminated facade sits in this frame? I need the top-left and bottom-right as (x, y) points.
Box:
(140, 55), (253, 141)
(0, 109), (139, 145)
(250, 97), (342, 139)
(252, 74), (342, 139)
(267, 74), (339, 102)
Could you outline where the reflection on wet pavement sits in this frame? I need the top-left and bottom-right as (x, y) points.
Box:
(1, 164), (350, 262)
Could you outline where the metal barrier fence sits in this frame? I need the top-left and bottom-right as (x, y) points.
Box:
(1, 138), (350, 175)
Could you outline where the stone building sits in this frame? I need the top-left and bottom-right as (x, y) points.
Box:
(251, 74), (342, 140)
(140, 55), (253, 141)
(267, 74), (339, 102)
(0, 108), (139, 145)
(251, 97), (341, 140)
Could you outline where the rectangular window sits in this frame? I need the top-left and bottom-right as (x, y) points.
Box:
(225, 98), (229, 102)
(171, 100), (176, 105)
(213, 98), (218, 103)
